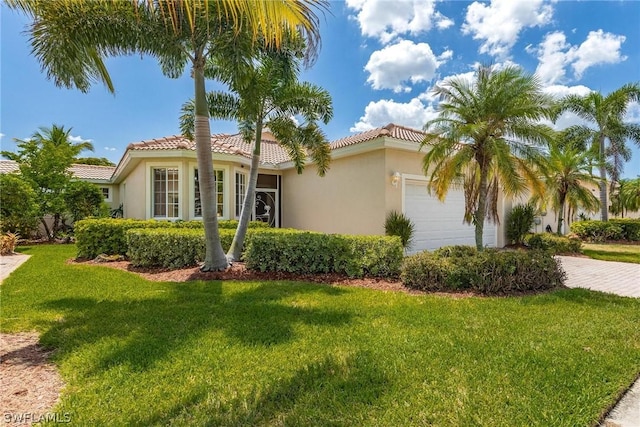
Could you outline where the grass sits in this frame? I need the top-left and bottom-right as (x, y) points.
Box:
(582, 242), (640, 264)
(2, 245), (640, 426)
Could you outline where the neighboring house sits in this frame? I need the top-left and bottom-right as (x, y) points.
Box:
(0, 160), (118, 210)
(108, 124), (502, 252)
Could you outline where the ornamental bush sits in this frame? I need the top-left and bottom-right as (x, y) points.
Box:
(611, 219), (640, 241)
(75, 218), (269, 259)
(245, 231), (403, 278)
(401, 247), (565, 294)
(524, 233), (582, 254)
(0, 174), (39, 238)
(570, 220), (626, 242)
(505, 202), (536, 245)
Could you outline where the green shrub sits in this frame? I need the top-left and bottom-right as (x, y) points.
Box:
(610, 219), (640, 241)
(433, 245), (478, 258)
(127, 228), (208, 268)
(401, 249), (565, 294)
(0, 173), (39, 237)
(75, 218), (270, 259)
(245, 231), (403, 278)
(524, 233), (582, 254)
(571, 220), (625, 242)
(506, 202), (536, 245)
(384, 210), (415, 249)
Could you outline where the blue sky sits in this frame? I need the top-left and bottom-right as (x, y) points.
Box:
(1, 1), (639, 177)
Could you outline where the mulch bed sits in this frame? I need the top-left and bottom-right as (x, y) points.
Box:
(0, 333), (64, 427)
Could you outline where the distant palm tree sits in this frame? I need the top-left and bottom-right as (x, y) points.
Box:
(181, 42), (333, 261)
(610, 178), (640, 217)
(556, 83), (640, 221)
(421, 65), (554, 250)
(7, 0), (327, 271)
(537, 133), (599, 234)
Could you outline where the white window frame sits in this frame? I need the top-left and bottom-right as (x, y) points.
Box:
(146, 162), (183, 220)
(234, 168), (248, 219)
(100, 186), (112, 203)
(189, 163), (230, 220)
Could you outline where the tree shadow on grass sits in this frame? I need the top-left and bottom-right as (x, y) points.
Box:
(140, 350), (390, 426)
(38, 281), (352, 374)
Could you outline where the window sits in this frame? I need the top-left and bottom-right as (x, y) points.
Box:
(100, 187), (111, 201)
(194, 168), (224, 217)
(153, 168), (179, 218)
(235, 172), (247, 218)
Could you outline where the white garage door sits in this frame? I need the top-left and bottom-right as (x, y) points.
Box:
(404, 181), (496, 253)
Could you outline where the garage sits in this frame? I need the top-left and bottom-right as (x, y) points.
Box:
(403, 180), (497, 253)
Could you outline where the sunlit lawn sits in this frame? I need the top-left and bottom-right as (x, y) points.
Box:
(582, 242), (640, 264)
(2, 245), (640, 426)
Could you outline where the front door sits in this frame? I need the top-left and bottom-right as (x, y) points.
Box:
(254, 190), (278, 227)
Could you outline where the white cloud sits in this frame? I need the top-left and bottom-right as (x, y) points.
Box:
(570, 30), (627, 79)
(434, 12), (454, 30)
(346, 0), (451, 44)
(0, 133), (5, 139)
(104, 147), (117, 151)
(626, 102), (640, 124)
(351, 97), (439, 132)
(69, 135), (93, 144)
(543, 84), (592, 99)
(462, 0), (554, 58)
(535, 31), (570, 85)
(364, 40), (449, 92)
(534, 30), (627, 85)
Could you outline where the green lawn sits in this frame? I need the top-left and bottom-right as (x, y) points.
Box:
(2, 245), (640, 426)
(582, 242), (640, 264)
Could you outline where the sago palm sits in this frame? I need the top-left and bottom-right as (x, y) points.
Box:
(422, 65), (554, 250)
(7, 0), (327, 271)
(555, 82), (640, 222)
(180, 41), (333, 261)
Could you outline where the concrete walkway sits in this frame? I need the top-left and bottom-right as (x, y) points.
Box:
(556, 256), (640, 427)
(556, 256), (640, 298)
(0, 253), (30, 283)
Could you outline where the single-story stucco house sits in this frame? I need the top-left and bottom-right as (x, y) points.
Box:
(1, 123), (605, 252)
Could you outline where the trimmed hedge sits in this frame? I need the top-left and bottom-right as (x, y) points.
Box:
(245, 231), (403, 278)
(401, 247), (565, 294)
(571, 219), (640, 242)
(75, 218), (268, 259)
(524, 233), (582, 254)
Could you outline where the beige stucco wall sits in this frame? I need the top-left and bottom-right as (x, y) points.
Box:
(282, 149), (386, 234)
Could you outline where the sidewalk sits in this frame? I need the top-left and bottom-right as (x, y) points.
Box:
(0, 253), (31, 283)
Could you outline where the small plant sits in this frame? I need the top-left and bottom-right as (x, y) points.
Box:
(0, 232), (20, 255)
(506, 202), (536, 245)
(384, 210), (415, 250)
(525, 233), (582, 254)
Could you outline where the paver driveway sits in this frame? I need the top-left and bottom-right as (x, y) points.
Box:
(556, 255), (640, 298)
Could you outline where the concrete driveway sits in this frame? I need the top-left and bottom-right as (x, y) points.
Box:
(556, 256), (640, 298)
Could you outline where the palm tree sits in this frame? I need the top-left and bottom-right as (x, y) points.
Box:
(537, 133), (600, 234)
(556, 83), (640, 222)
(421, 65), (554, 250)
(611, 178), (640, 217)
(6, 0), (327, 271)
(2, 124), (94, 238)
(181, 44), (333, 261)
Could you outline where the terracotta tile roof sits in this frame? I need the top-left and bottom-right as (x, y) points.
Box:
(0, 159), (114, 181)
(68, 164), (116, 181)
(330, 123), (427, 149)
(0, 160), (19, 174)
(127, 133), (290, 166)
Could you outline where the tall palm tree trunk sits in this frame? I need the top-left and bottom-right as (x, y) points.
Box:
(227, 121), (263, 262)
(194, 59), (228, 271)
(474, 165), (489, 251)
(598, 135), (608, 221)
(557, 200), (565, 235)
